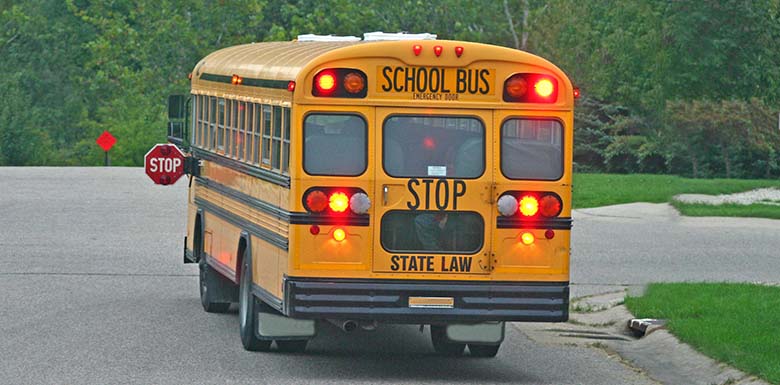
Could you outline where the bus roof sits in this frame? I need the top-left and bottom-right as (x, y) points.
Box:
(193, 40), (570, 88)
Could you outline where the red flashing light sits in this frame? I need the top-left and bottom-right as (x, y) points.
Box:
(573, 87), (581, 99)
(305, 190), (328, 212)
(413, 44), (422, 56)
(288, 81), (296, 92)
(343, 72), (365, 94)
(505, 75), (528, 98)
(534, 78), (554, 98)
(433, 45), (443, 57)
(454, 46), (464, 57)
(315, 71), (336, 94)
(231, 74), (243, 85)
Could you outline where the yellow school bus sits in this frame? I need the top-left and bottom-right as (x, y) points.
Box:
(173, 33), (574, 357)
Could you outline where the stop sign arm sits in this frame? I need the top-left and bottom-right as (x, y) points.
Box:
(185, 156), (201, 178)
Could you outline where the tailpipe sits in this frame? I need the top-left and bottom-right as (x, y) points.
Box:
(327, 319), (358, 332)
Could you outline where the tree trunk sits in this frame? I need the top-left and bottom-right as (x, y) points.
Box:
(721, 144), (731, 178)
(521, 0), (529, 50)
(503, 0), (520, 49)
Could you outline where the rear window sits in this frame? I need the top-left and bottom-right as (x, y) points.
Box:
(383, 116), (484, 179)
(303, 114), (367, 176)
(501, 119), (563, 180)
(381, 211), (483, 254)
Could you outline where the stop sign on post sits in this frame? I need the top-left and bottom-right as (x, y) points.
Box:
(145, 144), (186, 185)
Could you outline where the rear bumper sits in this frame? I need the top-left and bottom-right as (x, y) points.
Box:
(283, 277), (568, 323)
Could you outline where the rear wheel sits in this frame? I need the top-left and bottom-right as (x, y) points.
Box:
(430, 325), (465, 356)
(199, 259), (231, 313)
(468, 343), (501, 358)
(238, 251), (272, 351)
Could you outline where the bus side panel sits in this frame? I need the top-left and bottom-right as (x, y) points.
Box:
(251, 234), (280, 298)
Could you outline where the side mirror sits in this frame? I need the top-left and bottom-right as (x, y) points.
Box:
(168, 94), (186, 120)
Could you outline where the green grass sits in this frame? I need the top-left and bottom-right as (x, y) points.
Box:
(672, 202), (780, 220)
(573, 173), (780, 209)
(625, 283), (780, 384)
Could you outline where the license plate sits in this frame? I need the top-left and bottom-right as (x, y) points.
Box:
(408, 296), (455, 309)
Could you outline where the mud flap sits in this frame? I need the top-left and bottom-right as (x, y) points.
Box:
(445, 322), (505, 344)
(256, 310), (316, 340)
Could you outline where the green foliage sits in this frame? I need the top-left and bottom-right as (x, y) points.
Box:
(1, 0), (779, 169)
(573, 173), (780, 209)
(626, 283), (780, 383)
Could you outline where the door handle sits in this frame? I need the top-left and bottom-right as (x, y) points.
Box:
(383, 185), (389, 206)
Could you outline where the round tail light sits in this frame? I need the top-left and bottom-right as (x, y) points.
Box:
(539, 194), (562, 217)
(497, 195), (518, 216)
(349, 192), (371, 214)
(329, 192), (349, 212)
(519, 195), (539, 217)
(305, 190), (328, 212)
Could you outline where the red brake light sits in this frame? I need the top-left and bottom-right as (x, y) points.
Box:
(454, 46), (464, 57)
(539, 194), (562, 217)
(519, 195), (539, 217)
(413, 44), (422, 56)
(329, 192), (349, 213)
(433, 45), (443, 57)
(305, 190), (328, 212)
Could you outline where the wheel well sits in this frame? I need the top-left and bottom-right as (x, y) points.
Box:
(194, 215), (203, 261)
(235, 236), (248, 282)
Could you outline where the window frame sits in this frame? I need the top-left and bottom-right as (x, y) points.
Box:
(381, 114), (487, 180)
(379, 210), (485, 255)
(302, 112), (368, 177)
(499, 117), (565, 181)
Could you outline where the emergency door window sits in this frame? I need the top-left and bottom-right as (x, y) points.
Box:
(303, 114), (367, 176)
(501, 119), (563, 180)
(383, 116), (484, 179)
(381, 211), (483, 254)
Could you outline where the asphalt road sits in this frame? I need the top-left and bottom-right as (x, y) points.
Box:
(2, 167), (777, 384)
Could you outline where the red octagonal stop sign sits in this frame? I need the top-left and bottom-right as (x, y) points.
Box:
(145, 144), (186, 185)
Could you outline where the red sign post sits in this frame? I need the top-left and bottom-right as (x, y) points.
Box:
(144, 144), (186, 185)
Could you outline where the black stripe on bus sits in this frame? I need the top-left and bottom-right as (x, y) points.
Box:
(195, 177), (290, 221)
(196, 176), (370, 227)
(195, 196), (289, 251)
(192, 147), (291, 188)
(496, 217), (573, 230)
(199, 73), (290, 90)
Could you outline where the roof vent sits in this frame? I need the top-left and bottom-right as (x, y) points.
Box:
(363, 31), (437, 41)
(297, 34), (361, 42)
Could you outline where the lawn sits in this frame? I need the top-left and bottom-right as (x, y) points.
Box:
(672, 202), (780, 220)
(625, 283), (780, 384)
(573, 173), (780, 209)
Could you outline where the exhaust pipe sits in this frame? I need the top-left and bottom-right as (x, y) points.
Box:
(327, 319), (358, 332)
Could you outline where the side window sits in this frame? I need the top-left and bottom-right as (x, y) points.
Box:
(209, 97), (217, 150)
(501, 118), (563, 180)
(303, 114), (367, 176)
(272, 106), (282, 170)
(282, 108), (291, 174)
(253, 103), (261, 164)
(262, 105), (272, 166)
(217, 98), (225, 152)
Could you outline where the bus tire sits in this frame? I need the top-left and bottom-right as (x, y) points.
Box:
(468, 343), (500, 358)
(199, 259), (231, 313)
(430, 325), (465, 356)
(276, 339), (308, 353)
(238, 250), (272, 351)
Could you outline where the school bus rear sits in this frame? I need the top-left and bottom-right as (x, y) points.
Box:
(284, 40), (572, 325)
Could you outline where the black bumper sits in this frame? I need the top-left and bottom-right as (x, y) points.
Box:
(283, 277), (568, 323)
